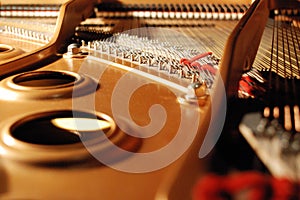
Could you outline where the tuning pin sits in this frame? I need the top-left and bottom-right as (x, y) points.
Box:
(114, 48), (118, 56)
(191, 74), (198, 83)
(254, 117), (269, 136)
(280, 131), (292, 153)
(81, 40), (86, 47)
(158, 61), (164, 70)
(130, 54), (134, 62)
(289, 133), (300, 153)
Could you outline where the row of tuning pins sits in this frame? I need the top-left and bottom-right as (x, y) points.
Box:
(84, 39), (219, 87)
(2, 25), (52, 42)
(254, 105), (300, 153)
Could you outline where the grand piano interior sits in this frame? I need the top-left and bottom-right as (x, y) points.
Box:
(0, 0), (299, 199)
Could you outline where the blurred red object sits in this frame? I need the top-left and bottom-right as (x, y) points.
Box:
(192, 171), (300, 200)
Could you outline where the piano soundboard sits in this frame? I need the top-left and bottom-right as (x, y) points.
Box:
(0, 0), (299, 199)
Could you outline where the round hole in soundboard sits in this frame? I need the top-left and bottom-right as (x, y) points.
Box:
(0, 44), (24, 60)
(0, 70), (98, 100)
(0, 44), (13, 53)
(0, 110), (120, 163)
(0, 110), (143, 164)
(12, 70), (78, 87)
(10, 110), (115, 146)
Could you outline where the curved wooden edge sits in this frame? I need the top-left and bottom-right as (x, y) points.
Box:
(220, 0), (300, 98)
(220, 0), (270, 98)
(0, 0), (96, 78)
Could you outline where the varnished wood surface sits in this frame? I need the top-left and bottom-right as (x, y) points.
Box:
(2, 0), (299, 199)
